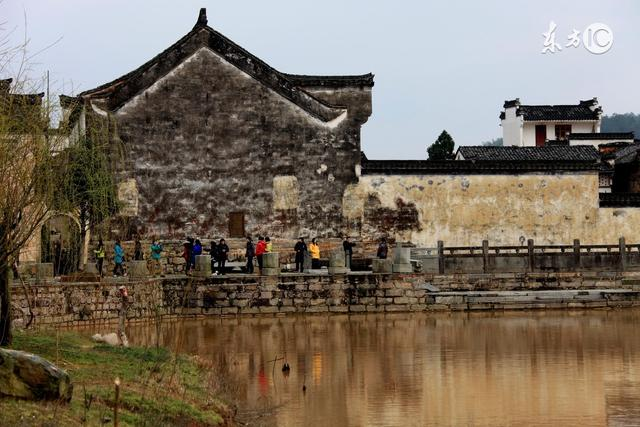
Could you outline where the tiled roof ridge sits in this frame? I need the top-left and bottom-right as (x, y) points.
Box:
(570, 132), (635, 140)
(76, 8), (372, 122)
(281, 73), (375, 88)
(455, 145), (600, 162)
(360, 158), (601, 175)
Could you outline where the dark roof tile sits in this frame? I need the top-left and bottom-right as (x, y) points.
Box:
(501, 98), (601, 121)
(569, 132), (635, 140)
(360, 158), (601, 175)
(517, 104), (601, 121)
(282, 73), (374, 88)
(456, 145), (600, 162)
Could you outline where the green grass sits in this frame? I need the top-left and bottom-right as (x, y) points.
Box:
(1, 330), (231, 426)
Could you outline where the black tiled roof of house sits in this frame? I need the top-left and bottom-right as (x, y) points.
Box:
(569, 132), (635, 140)
(360, 158), (601, 175)
(456, 145), (600, 162)
(74, 8), (373, 123)
(282, 73), (374, 88)
(499, 98), (601, 121)
(612, 143), (640, 164)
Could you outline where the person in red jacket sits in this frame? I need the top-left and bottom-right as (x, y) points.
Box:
(255, 236), (267, 275)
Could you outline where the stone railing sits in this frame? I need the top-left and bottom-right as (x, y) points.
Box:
(412, 238), (640, 274)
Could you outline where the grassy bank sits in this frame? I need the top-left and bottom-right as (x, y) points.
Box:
(0, 330), (234, 426)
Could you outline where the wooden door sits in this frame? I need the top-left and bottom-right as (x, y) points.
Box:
(535, 125), (546, 147)
(228, 212), (245, 238)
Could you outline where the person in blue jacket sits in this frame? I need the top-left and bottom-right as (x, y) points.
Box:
(192, 239), (203, 270)
(113, 239), (125, 276)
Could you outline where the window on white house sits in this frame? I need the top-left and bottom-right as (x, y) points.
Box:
(555, 124), (572, 140)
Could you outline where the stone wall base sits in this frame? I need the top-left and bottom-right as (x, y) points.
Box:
(9, 271), (640, 327)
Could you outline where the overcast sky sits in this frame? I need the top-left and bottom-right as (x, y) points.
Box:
(3, 0), (640, 158)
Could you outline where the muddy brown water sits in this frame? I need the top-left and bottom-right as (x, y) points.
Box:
(86, 310), (640, 426)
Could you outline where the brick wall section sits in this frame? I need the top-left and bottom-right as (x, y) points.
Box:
(10, 272), (640, 326)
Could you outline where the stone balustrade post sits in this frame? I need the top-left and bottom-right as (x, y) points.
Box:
(262, 252), (280, 276)
(437, 241), (445, 274)
(619, 237), (626, 272)
(482, 240), (489, 273)
(194, 255), (211, 277)
(527, 239), (535, 272)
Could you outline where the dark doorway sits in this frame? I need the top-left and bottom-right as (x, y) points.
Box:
(228, 212), (245, 238)
(535, 125), (546, 147)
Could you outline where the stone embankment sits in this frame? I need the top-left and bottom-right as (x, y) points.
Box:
(10, 272), (640, 327)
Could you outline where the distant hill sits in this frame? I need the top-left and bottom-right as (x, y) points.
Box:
(481, 137), (503, 146)
(601, 113), (640, 137)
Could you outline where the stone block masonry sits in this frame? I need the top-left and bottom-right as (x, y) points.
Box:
(9, 271), (640, 327)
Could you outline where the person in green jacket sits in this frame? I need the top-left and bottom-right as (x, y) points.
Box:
(94, 238), (106, 277)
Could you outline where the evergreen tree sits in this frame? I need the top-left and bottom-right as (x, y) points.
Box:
(427, 130), (456, 160)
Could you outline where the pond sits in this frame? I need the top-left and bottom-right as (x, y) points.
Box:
(112, 310), (640, 426)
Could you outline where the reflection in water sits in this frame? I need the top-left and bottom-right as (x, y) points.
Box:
(110, 311), (640, 426)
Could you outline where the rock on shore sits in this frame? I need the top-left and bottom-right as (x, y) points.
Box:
(0, 348), (73, 401)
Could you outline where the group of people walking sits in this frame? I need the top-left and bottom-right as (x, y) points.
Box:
(94, 235), (391, 278)
(183, 237), (229, 275)
(94, 237), (165, 278)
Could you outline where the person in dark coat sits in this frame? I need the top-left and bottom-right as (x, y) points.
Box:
(343, 236), (356, 270)
(183, 238), (193, 275)
(377, 237), (389, 259)
(209, 241), (218, 274)
(218, 238), (229, 275)
(294, 237), (307, 273)
(245, 236), (255, 274)
(134, 237), (143, 261)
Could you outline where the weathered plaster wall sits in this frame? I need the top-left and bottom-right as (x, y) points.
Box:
(108, 47), (371, 239)
(345, 172), (640, 246)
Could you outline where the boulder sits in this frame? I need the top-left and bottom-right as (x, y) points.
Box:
(91, 333), (120, 346)
(0, 348), (73, 402)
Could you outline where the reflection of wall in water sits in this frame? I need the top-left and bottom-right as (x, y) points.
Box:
(123, 312), (640, 426)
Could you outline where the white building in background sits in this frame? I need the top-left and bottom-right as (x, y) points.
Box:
(500, 98), (602, 147)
